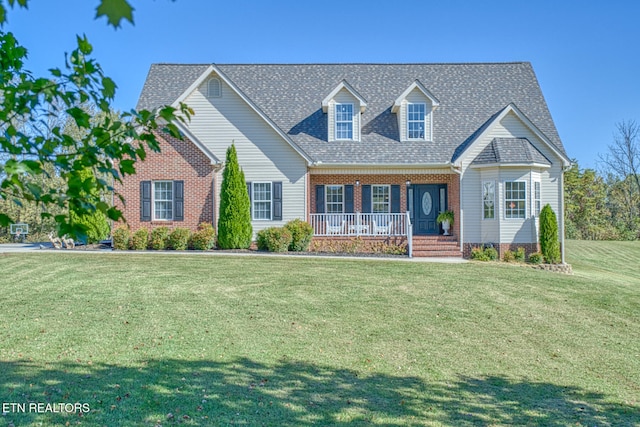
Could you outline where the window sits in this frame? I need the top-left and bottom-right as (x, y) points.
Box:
(372, 185), (390, 213)
(407, 103), (426, 139)
(483, 181), (495, 219)
(335, 104), (353, 139)
(505, 181), (526, 219)
(208, 78), (221, 98)
(252, 182), (272, 220)
(153, 181), (173, 220)
(534, 181), (541, 215)
(325, 185), (344, 213)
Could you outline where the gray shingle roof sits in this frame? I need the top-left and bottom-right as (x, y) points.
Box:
(472, 138), (552, 166)
(137, 63), (566, 165)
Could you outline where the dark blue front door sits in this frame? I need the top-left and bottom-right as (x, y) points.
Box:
(412, 184), (446, 235)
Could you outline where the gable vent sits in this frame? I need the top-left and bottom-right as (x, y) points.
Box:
(207, 78), (221, 98)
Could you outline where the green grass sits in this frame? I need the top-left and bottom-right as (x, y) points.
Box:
(0, 240), (638, 426)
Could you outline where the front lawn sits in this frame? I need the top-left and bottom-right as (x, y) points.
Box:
(0, 240), (638, 426)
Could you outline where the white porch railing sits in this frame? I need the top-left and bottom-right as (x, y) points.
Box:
(310, 213), (408, 237)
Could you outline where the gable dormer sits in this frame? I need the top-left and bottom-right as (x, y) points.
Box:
(392, 80), (439, 142)
(322, 80), (367, 142)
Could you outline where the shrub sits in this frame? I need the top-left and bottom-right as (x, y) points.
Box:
(503, 250), (515, 262)
(528, 252), (544, 264)
(69, 168), (110, 243)
(190, 223), (216, 250)
(540, 204), (561, 264)
(284, 219), (313, 251)
(131, 227), (149, 250)
(470, 247), (489, 261)
(167, 228), (191, 250)
(515, 247), (526, 262)
(112, 226), (130, 250)
(150, 226), (170, 250)
(256, 227), (292, 252)
(217, 144), (252, 249)
(484, 246), (499, 261)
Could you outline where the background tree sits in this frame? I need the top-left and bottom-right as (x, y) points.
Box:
(0, 1), (192, 241)
(217, 144), (252, 249)
(69, 167), (110, 243)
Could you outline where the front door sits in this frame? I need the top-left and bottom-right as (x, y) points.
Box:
(412, 184), (446, 235)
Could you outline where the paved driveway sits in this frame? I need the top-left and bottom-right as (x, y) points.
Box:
(0, 243), (51, 252)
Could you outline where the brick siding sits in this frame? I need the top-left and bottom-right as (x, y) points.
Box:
(113, 133), (216, 233)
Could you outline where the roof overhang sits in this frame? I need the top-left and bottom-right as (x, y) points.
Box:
(470, 162), (552, 169)
(392, 80), (440, 113)
(170, 64), (313, 165)
(321, 80), (368, 113)
(453, 103), (571, 168)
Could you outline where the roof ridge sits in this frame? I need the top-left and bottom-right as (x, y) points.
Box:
(150, 62), (531, 66)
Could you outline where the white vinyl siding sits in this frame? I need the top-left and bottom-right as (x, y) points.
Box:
(153, 181), (173, 220)
(372, 185), (390, 213)
(325, 185), (344, 214)
(252, 182), (272, 220)
(335, 103), (353, 140)
(188, 73), (307, 235)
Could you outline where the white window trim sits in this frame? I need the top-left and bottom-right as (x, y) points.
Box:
(372, 184), (391, 213)
(251, 182), (272, 221)
(325, 184), (344, 214)
(152, 180), (174, 221)
(335, 103), (354, 140)
(504, 181), (527, 220)
(482, 181), (496, 220)
(407, 102), (427, 140)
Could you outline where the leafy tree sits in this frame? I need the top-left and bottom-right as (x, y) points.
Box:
(539, 204), (561, 264)
(0, 1), (192, 241)
(564, 161), (615, 240)
(217, 144), (252, 249)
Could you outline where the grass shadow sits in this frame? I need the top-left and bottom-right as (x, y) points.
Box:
(1, 358), (638, 426)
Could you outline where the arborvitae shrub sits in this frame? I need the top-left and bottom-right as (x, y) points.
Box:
(189, 223), (216, 250)
(217, 144), (252, 249)
(69, 168), (110, 243)
(150, 226), (170, 250)
(168, 228), (191, 250)
(131, 227), (149, 250)
(256, 227), (292, 252)
(284, 219), (313, 251)
(112, 226), (130, 250)
(539, 204), (561, 264)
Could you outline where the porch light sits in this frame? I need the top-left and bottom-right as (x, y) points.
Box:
(355, 180), (360, 186)
(406, 180), (411, 187)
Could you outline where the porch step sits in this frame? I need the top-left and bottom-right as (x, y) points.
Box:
(411, 235), (462, 258)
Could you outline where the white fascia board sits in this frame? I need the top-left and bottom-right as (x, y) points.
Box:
(173, 120), (221, 165)
(454, 104), (570, 167)
(392, 80), (440, 113)
(469, 162), (551, 169)
(171, 64), (313, 165)
(321, 80), (368, 113)
(309, 162), (452, 169)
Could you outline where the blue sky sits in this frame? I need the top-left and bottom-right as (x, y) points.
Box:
(5, 0), (640, 168)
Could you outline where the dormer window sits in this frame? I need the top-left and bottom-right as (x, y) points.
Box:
(335, 103), (354, 140)
(207, 78), (221, 98)
(407, 103), (426, 139)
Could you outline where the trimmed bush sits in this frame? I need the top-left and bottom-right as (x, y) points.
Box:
(285, 219), (313, 251)
(150, 226), (170, 250)
(256, 227), (292, 252)
(528, 252), (544, 264)
(471, 247), (489, 261)
(217, 144), (252, 249)
(131, 227), (149, 251)
(540, 204), (561, 264)
(112, 226), (130, 250)
(515, 247), (526, 262)
(189, 223), (216, 250)
(484, 246), (499, 261)
(503, 250), (515, 263)
(168, 228), (191, 250)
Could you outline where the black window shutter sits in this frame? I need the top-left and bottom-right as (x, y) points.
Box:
(246, 182), (252, 219)
(361, 185), (371, 213)
(345, 185), (354, 213)
(315, 185), (325, 213)
(273, 181), (282, 221)
(174, 180), (184, 221)
(391, 185), (401, 213)
(140, 181), (151, 222)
